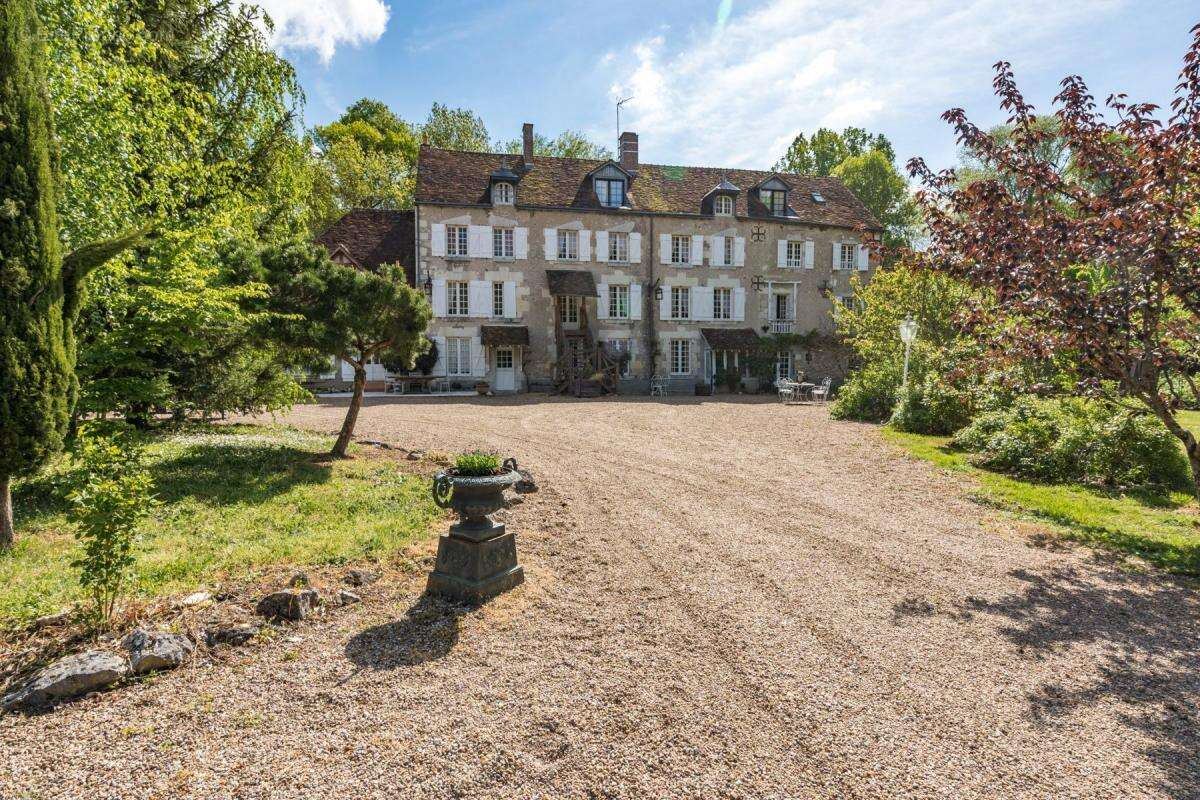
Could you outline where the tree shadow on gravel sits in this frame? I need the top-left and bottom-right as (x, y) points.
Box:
(343, 594), (465, 671)
(955, 566), (1200, 798)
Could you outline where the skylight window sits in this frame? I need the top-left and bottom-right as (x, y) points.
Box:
(811, 192), (826, 204)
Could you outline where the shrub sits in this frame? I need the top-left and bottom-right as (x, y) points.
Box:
(66, 429), (158, 626)
(953, 398), (1190, 490)
(453, 451), (501, 476)
(831, 363), (900, 422)
(889, 373), (975, 435)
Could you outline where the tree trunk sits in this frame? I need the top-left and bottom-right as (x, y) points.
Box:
(0, 475), (13, 551)
(331, 363), (367, 458)
(1145, 395), (1200, 499)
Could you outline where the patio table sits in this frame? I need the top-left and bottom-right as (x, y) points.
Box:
(795, 382), (816, 402)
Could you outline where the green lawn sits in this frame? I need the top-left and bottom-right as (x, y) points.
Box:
(882, 410), (1200, 575)
(0, 425), (442, 628)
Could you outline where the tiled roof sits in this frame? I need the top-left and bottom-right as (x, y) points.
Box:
(416, 146), (882, 231)
(315, 209), (416, 286)
(545, 269), (598, 297)
(480, 325), (530, 347)
(701, 327), (761, 350)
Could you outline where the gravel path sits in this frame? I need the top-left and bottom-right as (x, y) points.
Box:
(2, 396), (1197, 799)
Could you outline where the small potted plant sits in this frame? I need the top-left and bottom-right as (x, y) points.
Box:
(431, 452), (521, 535)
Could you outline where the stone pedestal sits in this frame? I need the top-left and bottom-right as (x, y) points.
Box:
(426, 520), (524, 603)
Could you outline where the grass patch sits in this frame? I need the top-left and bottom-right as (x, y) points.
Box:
(882, 420), (1200, 576)
(0, 424), (441, 627)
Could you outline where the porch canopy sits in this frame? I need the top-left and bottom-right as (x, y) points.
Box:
(546, 269), (598, 297)
(481, 325), (530, 347)
(701, 327), (760, 351)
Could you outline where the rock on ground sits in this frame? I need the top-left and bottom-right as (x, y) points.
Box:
(122, 630), (194, 674)
(2, 650), (128, 713)
(255, 589), (320, 622)
(342, 569), (379, 587)
(205, 624), (260, 648)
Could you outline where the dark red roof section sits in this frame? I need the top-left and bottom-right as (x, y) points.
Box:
(315, 209), (416, 286)
(416, 146), (882, 231)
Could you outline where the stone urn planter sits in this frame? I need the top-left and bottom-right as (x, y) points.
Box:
(474, 381), (490, 396)
(427, 458), (524, 602)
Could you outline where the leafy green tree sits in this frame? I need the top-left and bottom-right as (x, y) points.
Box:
(775, 126), (894, 176)
(421, 103), (490, 151)
(498, 130), (613, 160)
(255, 244), (431, 457)
(832, 151), (921, 249)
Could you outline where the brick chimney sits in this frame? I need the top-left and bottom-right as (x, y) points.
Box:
(522, 123), (534, 169)
(619, 131), (638, 172)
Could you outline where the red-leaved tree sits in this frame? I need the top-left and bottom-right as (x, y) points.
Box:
(907, 23), (1200, 496)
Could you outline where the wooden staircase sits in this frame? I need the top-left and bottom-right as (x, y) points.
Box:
(553, 334), (621, 397)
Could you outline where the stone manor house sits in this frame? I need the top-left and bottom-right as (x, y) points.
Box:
(317, 123), (882, 394)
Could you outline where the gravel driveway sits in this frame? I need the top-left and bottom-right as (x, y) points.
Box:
(3, 396), (1197, 799)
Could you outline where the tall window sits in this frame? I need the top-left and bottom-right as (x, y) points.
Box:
(558, 295), (579, 324)
(557, 229), (578, 260)
(775, 351), (792, 380)
(714, 195), (733, 215)
(608, 284), (630, 319)
(786, 240), (805, 268)
(773, 293), (790, 320)
(446, 337), (471, 376)
(670, 286), (690, 319)
(446, 225), (468, 257)
(839, 242), (857, 270)
(447, 281), (468, 316)
(596, 178), (625, 208)
(670, 235), (691, 264)
(493, 227), (514, 258)
(670, 339), (691, 375)
(723, 237), (735, 267)
(760, 189), (786, 216)
(492, 281), (505, 317)
(609, 232), (629, 262)
(713, 287), (732, 320)
(607, 338), (632, 377)
(492, 182), (514, 204)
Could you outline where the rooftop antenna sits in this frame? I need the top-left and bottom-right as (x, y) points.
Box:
(616, 96), (633, 144)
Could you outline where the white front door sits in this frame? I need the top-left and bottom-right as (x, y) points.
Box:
(495, 348), (515, 391)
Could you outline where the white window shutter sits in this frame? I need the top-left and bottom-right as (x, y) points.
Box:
(630, 282), (643, 320)
(468, 225), (492, 258)
(579, 230), (592, 262)
(660, 234), (672, 264)
(468, 280), (490, 317)
(691, 285), (713, 321)
(711, 236), (725, 266)
(659, 285), (671, 319)
(502, 281), (517, 318)
(734, 237), (745, 267)
(777, 240), (788, 269)
(595, 231), (609, 262)
(430, 224), (446, 257)
(514, 227), (529, 259)
(691, 234), (705, 266)
(857, 243), (870, 271)
(804, 240), (815, 269)
(431, 335), (446, 375)
(544, 228), (557, 261)
(470, 335), (485, 376)
(596, 283), (609, 319)
(832, 242), (840, 270)
(733, 287), (746, 321)
(629, 232), (642, 263)
(431, 278), (447, 316)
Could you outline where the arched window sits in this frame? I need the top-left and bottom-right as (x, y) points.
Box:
(492, 182), (514, 205)
(714, 195), (733, 215)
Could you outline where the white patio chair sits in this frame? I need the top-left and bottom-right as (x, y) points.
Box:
(811, 377), (833, 404)
(650, 377), (668, 397)
(775, 378), (798, 403)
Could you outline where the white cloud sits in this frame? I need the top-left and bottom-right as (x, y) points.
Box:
(608, 0), (1126, 169)
(257, 0), (390, 63)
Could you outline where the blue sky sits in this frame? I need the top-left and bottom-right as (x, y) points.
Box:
(261, 0), (1198, 170)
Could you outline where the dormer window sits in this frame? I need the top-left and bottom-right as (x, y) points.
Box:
(811, 191), (826, 204)
(596, 178), (626, 208)
(760, 188), (787, 216)
(492, 182), (514, 205)
(714, 195), (734, 216)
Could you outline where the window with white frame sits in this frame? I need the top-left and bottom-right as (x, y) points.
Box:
(557, 229), (578, 260)
(723, 237), (735, 267)
(670, 286), (690, 319)
(712, 287), (732, 320)
(670, 235), (691, 264)
(492, 281), (505, 317)
(670, 339), (691, 375)
(446, 337), (471, 375)
(609, 284), (630, 319)
(446, 225), (468, 257)
(495, 348), (513, 369)
(607, 338), (632, 377)
(596, 178), (625, 208)
(776, 351), (792, 380)
(786, 240), (805, 268)
(839, 242), (857, 271)
(714, 195), (733, 215)
(493, 227), (514, 258)
(492, 182), (514, 205)
(447, 281), (468, 316)
(558, 295), (579, 324)
(761, 189), (786, 216)
(838, 294), (858, 311)
(609, 231), (629, 262)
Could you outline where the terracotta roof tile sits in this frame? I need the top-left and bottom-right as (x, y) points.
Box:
(315, 209), (416, 286)
(545, 269), (599, 297)
(416, 146), (882, 231)
(480, 325), (530, 346)
(701, 328), (761, 351)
